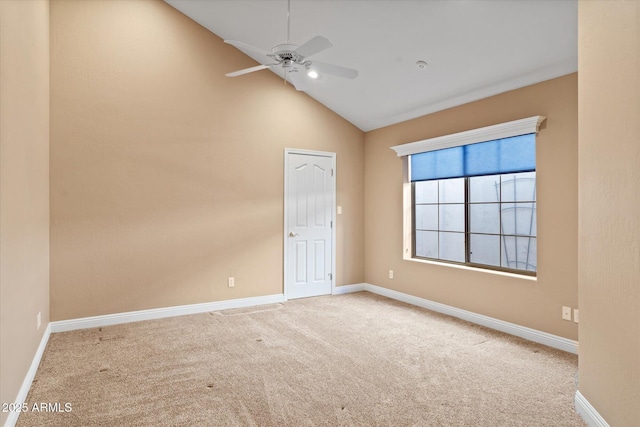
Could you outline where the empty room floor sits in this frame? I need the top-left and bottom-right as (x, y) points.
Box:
(17, 292), (585, 426)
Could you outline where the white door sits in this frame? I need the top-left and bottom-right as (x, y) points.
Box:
(284, 150), (335, 299)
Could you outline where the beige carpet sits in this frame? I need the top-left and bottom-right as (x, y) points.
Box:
(18, 292), (585, 426)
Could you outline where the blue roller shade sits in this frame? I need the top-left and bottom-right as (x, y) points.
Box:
(410, 133), (535, 182)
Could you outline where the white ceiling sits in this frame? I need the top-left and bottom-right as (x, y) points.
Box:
(164, 0), (577, 132)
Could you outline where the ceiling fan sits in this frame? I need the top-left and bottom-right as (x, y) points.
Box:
(224, 0), (358, 91)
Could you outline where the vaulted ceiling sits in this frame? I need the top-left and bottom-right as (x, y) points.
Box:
(164, 0), (577, 131)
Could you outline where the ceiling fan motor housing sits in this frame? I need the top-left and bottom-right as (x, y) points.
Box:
(271, 44), (305, 65)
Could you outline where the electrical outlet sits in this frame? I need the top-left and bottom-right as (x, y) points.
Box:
(562, 306), (572, 321)
(573, 309), (579, 324)
(228, 277), (235, 288)
(389, 270), (394, 279)
(37, 312), (41, 330)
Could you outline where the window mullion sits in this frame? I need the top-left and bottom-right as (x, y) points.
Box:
(499, 175), (505, 269)
(412, 182), (416, 258)
(437, 180), (440, 259)
(465, 177), (470, 264)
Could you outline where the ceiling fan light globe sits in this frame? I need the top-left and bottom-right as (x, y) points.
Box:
(307, 70), (319, 79)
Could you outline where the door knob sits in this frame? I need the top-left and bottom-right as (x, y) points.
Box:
(289, 232), (299, 237)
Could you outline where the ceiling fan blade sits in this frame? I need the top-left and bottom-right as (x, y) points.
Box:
(224, 40), (272, 58)
(294, 36), (332, 59)
(226, 64), (273, 77)
(309, 61), (359, 79)
(286, 69), (310, 92)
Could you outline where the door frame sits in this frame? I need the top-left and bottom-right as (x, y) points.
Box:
(283, 148), (337, 300)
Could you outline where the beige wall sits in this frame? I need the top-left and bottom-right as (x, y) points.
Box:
(578, 2), (640, 426)
(49, 0), (364, 321)
(364, 74), (579, 340)
(0, 0), (50, 424)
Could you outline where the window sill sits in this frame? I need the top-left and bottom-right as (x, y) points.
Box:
(403, 255), (537, 282)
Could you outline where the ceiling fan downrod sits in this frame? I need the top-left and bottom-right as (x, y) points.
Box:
(286, 0), (291, 43)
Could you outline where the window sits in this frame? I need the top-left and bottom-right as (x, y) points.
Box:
(391, 116), (545, 276)
(413, 172), (537, 273)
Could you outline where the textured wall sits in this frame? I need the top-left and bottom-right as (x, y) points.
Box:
(364, 74), (579, 340)
(50, 0), (364, 321)
(578, 1), (640, 425)
(0, 1), (50, 424)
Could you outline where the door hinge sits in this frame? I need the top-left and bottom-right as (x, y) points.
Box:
(330, 221), (333, 228)
(329, 273), (333, 280)
(331, 169), (334, 177)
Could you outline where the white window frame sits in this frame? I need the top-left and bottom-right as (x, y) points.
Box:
(391, 116), (546, 279)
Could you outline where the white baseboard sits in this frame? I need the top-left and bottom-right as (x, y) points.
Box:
(50, 294), (285, 333)
(345, 283), (578, 354)
(575, 391), (610, 427)
(4, 324), (52, 427)
(332, 283), (366, 295)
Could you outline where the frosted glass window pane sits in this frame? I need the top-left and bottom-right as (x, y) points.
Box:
(501, 204), (515, 235)
(415, 180), (438, 204)
(529, 203), (537, 236)
(415, 205), (438, 230)
(439, 232), (465, 262)
(469, 175), (500, 203)
(469, 203), (500, 234)
(517, 202), (536, 236)
(469, 234), (500, 267)
(501, 203), (536, 236)
(501, 172), (536, 202)
(522, 237), (537, 271)
(439, 204), (465, 232)
(439, 178), (465, 203)
(502, 236), (537, 271)
(416, 231), (438, 258)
